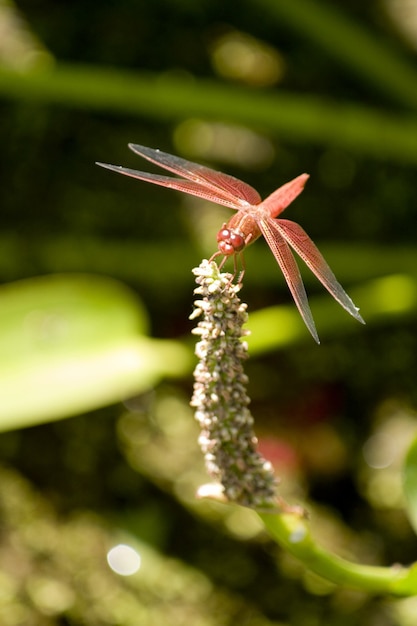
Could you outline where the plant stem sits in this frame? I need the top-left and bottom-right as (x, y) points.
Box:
(260, 511), (417, 595)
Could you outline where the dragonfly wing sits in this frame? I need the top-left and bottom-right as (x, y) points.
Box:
(276, 219), (365, 323)
(96, 162), (249, 209)
(128, 144), (262, 207)
(259, 217), (320, 343)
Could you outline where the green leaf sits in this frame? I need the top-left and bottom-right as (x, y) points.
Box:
(0, 274), (192, 431)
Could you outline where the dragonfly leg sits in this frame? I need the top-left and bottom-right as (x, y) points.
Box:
(207, 250), (245, 289)
(236, 252), (246, 285)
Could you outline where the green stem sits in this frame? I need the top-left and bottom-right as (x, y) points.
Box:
(1, 65), (417, 164)
(260, 511), (417, 595)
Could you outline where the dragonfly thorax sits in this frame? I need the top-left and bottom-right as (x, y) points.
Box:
(217, 211), (262, 256)
(216, 227), (246, 256)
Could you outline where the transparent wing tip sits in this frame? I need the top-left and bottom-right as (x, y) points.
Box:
(308, 322), (320, 344)
(353, 307), (366, 325)
(96, 161), (119, 171)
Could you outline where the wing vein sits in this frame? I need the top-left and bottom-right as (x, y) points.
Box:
(259, 217), (320, 343)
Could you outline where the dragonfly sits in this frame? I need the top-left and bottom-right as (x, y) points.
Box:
(97, 144), (364, 343)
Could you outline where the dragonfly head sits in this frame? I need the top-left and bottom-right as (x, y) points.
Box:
(216, 227), (246, 257)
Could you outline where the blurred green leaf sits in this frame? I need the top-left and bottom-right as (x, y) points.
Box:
(0, 274), (192, 431)
(1, 269), (414, 433)
(247, 274), (417, 352)
(1, 65), (417, 164)
(403, 435), (417, 535)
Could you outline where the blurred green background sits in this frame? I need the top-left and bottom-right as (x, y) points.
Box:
(0, 0), (417, 623)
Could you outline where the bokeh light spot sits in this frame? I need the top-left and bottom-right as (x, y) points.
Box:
(210, 30), (285, 86)
(107, 544), (141, 576)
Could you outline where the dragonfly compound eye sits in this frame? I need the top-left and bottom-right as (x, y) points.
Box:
(217, 228), (245, 255)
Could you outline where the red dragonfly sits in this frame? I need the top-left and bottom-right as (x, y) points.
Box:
(97, 144), (364, 343)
